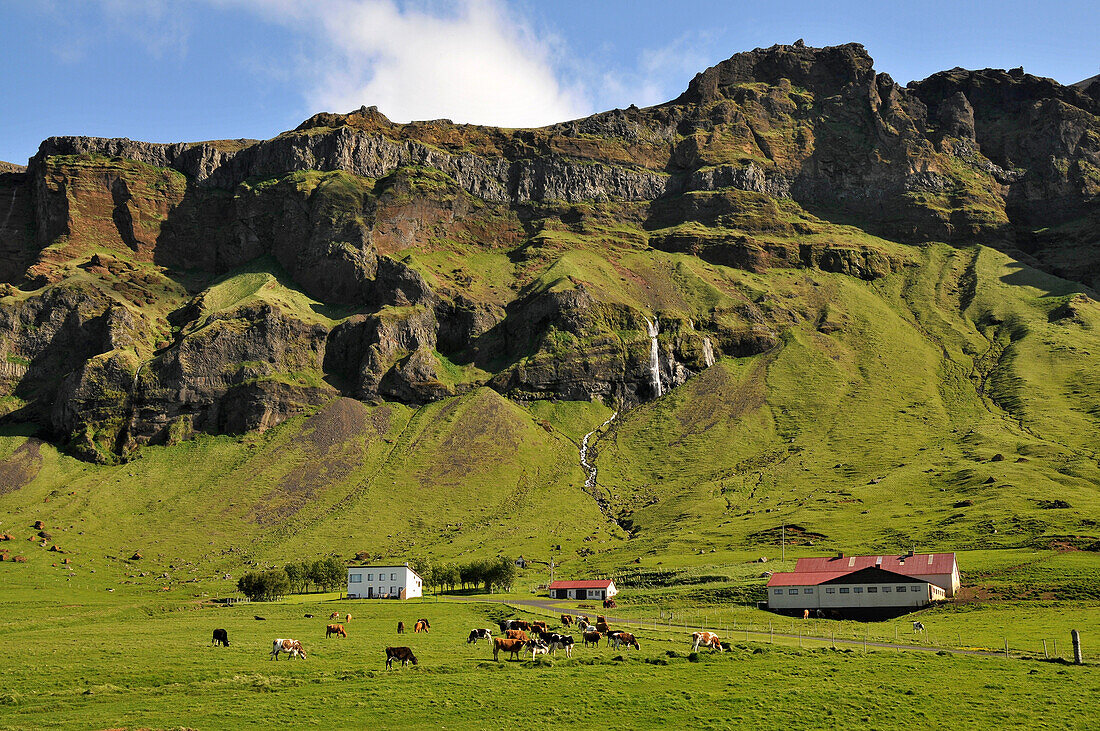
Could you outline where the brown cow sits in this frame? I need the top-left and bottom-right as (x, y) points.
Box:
(397, 621), (405, 634)
(531, 621), (548, 634)
(330, 611), (341, 620)
(416, 618), (431, 630)
(595, 622), (610, 635)
(493, 637), (526, 661)
(803, 609), (811, 619)
(603, 598), (617, 608)
(326, 624), (347, 638)
(692, 631), (723, 652)
(345, 613), (352, 623)
(505, 629), (529, 642)
(414, 620), (429, 633)
(560, 614), (573, 627)
(583, 630), (601, 647)
(612, 631), (640, 650)
(597, 615), (607, 624)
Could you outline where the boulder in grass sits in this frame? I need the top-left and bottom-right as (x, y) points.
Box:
(130, 552), (143, 561)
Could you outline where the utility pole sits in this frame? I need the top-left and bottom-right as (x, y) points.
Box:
(782, 523), (786, 561)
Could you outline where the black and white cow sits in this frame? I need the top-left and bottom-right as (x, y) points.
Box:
(467, 628), (493, 644)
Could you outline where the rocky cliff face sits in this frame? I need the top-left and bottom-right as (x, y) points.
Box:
(1, 41), (1097, 461)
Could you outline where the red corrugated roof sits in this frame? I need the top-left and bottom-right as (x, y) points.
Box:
(548, 580), (614, 589)
(766, 571), (851, 587)
(794, 553), (956, 575)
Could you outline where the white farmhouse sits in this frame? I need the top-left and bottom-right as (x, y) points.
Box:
(347, 563), (423, 599)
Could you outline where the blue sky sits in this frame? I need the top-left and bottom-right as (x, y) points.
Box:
(1, 0), (1096, 165)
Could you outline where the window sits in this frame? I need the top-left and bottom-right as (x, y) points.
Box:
(867, 587), (878, 593)
(349, 574), (362, 583)
(839, 588), (850, 594)
(390, 586), (396, 595)
(391, 573), (396, 581)
(882, 586), (891, 593)
(804, 588), (814, 594)
(853, 587), (864, 594)
(788, 589), (799, 595)
(367, 573), (374, 581)
(774, 589), (784, 595)
(896, 586), (907, 592)
(911, 586), (922, 592)
(825, 588), (836, 594)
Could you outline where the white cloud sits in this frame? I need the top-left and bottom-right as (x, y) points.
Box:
(226, 0), (591, 128)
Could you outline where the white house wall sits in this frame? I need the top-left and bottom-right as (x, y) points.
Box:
(347, 566), (423, 599)
(768, 582), (941, 610)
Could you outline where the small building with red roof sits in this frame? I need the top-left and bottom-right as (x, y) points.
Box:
(548, 579), (617, 601)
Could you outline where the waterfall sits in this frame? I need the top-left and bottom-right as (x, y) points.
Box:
(703, 336), (715, 367)
(644, 317), (662, 397)
(580, 411), (617, 488)
(0, 190), (15, 232)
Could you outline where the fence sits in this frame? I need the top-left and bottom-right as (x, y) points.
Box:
(470, 599), (1087, 662)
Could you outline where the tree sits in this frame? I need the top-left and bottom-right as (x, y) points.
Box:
(237, 569), (290, 601)
(488, 557), (518, 593)
(408, 556), (433, 594)
(284, 562), (304, 593)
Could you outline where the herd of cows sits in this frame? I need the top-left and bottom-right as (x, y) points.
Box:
(208, 610), (727, 669)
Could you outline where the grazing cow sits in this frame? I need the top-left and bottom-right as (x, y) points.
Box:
(326, 623), (347, 638)
(304, 614), (314, 618)
(467, 628), (493, 644)
(345, 613), (352, 624)
(597, 615), (607, 625)
(912, 621), (925, 633)
(603, 598), (617, 608)
(692, 631), (723, 652)
(416, 618), (431, 630)
(561, 614), (574, 627)
(548, 634), (574, 657)
(493, 637), (526, 662)
(385, 646), (418, 669)
(270, 638), (306, 660)
(803, 609), (811, 619)
(583, 630), (601, 648)
(330, 611), (341, 620)
(814, 609), (825, 619)
(612, 632), (640, 650)
(605, 631), (621, 647)
(579, 616), (589, 625)
(211, 628), (229, 647)
(505, 629), (529, 642)
(537, 631), (557, 644)
(414, 620), (429, 634)
(397, 621), (405, 634)
(531, 621), (548, 634)
(528, 639), (550, 659)
(595, 622), (610, 635)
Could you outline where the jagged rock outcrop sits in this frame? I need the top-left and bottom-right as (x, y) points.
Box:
(1, 40), (1096, 460)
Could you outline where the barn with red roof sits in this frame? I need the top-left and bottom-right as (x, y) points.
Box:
(765, 551), (957, 616)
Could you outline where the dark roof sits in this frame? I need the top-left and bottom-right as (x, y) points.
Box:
(820, 566), (931, 585)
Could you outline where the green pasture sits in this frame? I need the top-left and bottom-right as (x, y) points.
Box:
(1, 588), (1098, 730)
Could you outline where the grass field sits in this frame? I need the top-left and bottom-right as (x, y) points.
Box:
(1, 586), (1098, 730)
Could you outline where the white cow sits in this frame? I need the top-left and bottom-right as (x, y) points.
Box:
(270, 638), (306, 660)
(912, 621), (925, 633)
(528, 640), (550, 659)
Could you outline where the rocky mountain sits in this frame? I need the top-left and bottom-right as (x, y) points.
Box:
(0, 41), (1098, 465)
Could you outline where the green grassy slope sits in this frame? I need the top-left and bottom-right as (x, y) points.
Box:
(3, 240), (1099, 587)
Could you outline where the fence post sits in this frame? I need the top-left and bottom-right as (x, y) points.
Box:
(1072, 630), (1083, 665)
(798, 629), (802, 648)
(1004, 638), (1009, 660)
(1054, 638), (1058, 658)
(1043, 639), (1048, 659)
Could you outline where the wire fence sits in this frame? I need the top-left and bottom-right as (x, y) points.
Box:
(470, 599), (1087, 663)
